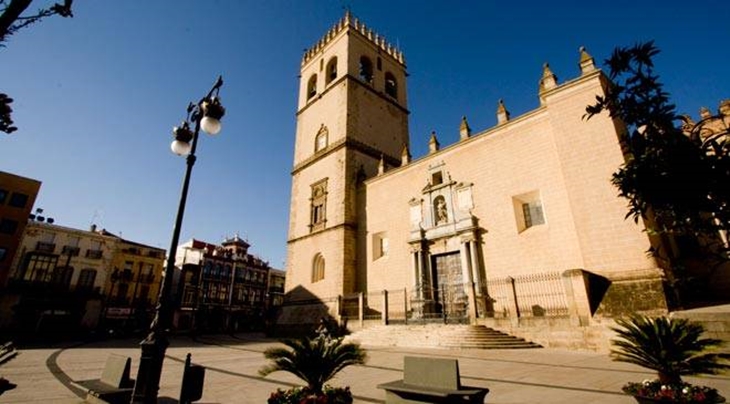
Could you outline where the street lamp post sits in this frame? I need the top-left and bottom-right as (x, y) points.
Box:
(131, 76), (225, 403)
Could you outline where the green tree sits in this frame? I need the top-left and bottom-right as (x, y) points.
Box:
(586, 42), (730, 301)
(259, 332), (367, 394)
(610, 315), (729, 385)
(1, 0), (73, 134)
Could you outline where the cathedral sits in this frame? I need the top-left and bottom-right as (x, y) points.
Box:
(281, 12), (676, 345)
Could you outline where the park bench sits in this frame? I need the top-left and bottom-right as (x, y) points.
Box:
(0, 341), (18, 365)
(377, 356), (489, 404)
(74, 354), (134, 404)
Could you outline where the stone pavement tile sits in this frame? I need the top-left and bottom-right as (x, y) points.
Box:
(0, 347), (84, 403)
(1, 334), (728, 404)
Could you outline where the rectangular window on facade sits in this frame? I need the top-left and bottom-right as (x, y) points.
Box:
(8, 192), (28, 208)
(86, 239), (103, 259)
(372, 232), (389, 260)
(144, 263), (155, 282)
(23, 253), (58, 282)
(0, 247), (6, 262)
(0, 189), (8, 204)
(139, 285), (150, 305)
(77, 269), (97, 290)
(522, 202), (545, 228)
(310, 179), (328, 232)
(62, 244), (80, 256)
(36, 232), (56, 253)
(513, 190), (546, 233)
(116, 282), (129, 302)
(0, 219), (18, 235)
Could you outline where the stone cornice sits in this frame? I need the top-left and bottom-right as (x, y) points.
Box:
(287, 222), (358, 244)
(291, 137), (400, 175)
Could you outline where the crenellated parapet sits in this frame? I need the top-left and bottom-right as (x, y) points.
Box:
(301, 10), (406, 67)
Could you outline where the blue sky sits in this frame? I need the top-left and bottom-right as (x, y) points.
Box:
(1, 1), (728, 268)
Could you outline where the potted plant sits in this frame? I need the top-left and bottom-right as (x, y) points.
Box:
(610, 315), (729, 403)
(259, 328), (367, 404)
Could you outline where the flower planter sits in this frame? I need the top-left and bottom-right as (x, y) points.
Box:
(624, 381), (726, 404)
(632, 395), (726, 404)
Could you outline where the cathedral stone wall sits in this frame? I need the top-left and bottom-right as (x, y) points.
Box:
(361, 69), (664, 315)
(284, 13), (671, 334)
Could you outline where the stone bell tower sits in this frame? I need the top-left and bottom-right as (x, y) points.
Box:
(285, 12), (410, 305)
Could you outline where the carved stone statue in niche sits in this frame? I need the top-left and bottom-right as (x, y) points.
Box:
(434, 196), (448, 224)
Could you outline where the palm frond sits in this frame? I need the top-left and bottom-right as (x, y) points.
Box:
(610, 315), (730, 382)
(258, 333), (366, 393)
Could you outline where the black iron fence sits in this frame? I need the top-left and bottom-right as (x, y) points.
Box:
(324, 271), (573, 325)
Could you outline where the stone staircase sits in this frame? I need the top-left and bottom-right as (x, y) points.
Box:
(345, 324), (541, 350)
(670, 304), (730, 352)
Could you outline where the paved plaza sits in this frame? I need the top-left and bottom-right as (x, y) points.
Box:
(0, 333), (728, 403)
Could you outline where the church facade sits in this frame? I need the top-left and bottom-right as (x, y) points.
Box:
(283, 13), (672, 341)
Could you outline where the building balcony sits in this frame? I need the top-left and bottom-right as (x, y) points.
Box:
(36, 242), (56, 253)
(61, 246), (80, 256)
(85, 249), (103, 259)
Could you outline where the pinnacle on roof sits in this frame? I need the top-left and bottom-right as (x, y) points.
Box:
(377, 154), (385, 176)
(578, 46), (596, 75)
(539, 63), (559, 93)
(401, 144), (411, 166)
(459, 116), (471, 140)
(496, 99), (510, 125)
(301, 11), (406, 67)
(428, 131), (440, 154)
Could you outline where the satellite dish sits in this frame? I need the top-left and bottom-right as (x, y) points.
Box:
(47, 218), (55, 224)
(37, 216), (45, 222)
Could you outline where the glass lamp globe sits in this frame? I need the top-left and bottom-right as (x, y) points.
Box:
(201, 116), (221, 135)
(170, 140), (192, 156)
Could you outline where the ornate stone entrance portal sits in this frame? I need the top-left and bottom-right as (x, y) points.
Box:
(408, 162), (484, 322)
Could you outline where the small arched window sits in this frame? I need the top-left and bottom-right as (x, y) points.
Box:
(385, 72), (397, 98)
(315, 125), (328, 152)
(312, 253), (325, 283)
(326, 57), (338, 85)
(307, 74), (317, 100)
(359, 56), (373, 84)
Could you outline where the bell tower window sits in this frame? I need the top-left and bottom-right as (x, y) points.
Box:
(310, 179), (328, 232)
(385, 72), (397, 98)
(315, 125), (328, 152)
(307, 74), (318, 100)
(326, 57), (338, 85)
(359, 56), (373, 84)
(312, 253), (325, 283)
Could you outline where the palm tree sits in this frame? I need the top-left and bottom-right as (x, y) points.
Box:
(610, 315), (730, 385)
(259, 332), (367, 394)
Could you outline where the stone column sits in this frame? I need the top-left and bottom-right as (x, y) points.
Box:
(418, 250), (429, 299)
(410, 247), (421, 299)
(459, 240), (478, 322)
(469, 240), (482, 294)
(459, 241), (473, 283)
(358, 292), (364, 328)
